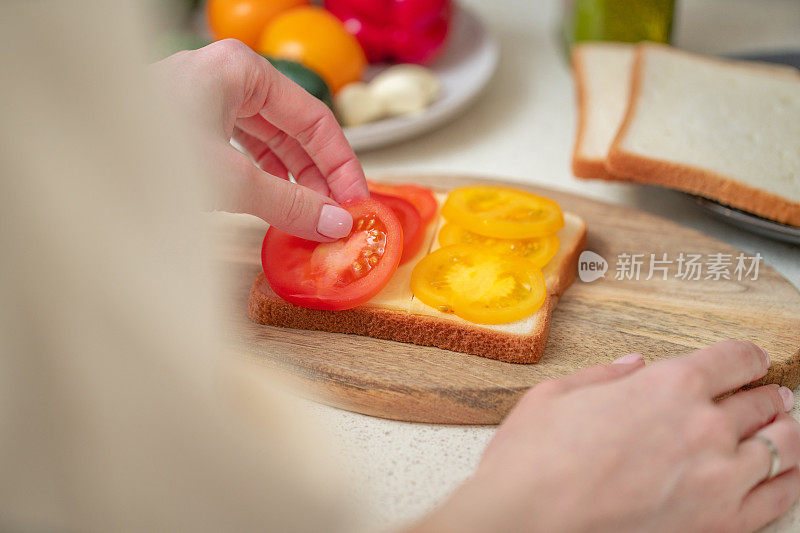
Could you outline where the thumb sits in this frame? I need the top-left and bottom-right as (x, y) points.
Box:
(220, 146), (352, 241)
(542, 354), (644, 396)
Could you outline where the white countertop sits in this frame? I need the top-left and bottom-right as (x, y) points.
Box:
(303, 1), (800, 530)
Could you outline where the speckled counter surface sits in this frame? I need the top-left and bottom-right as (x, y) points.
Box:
(303, 1), (800, 530)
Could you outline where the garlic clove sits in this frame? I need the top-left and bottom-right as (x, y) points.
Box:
(369, 64), (440, 117)
(334, 82), (385, 127)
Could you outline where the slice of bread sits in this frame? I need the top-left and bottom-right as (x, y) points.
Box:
(571, 42), (635, 180)
(607, 43), (800, 227)
(248, 205), (587, 364)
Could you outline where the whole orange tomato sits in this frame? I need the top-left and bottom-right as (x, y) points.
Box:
(207, 0), (309, 49)
(257, 7), (366, 93)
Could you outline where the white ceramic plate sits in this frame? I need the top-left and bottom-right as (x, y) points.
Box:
(343, 6), (499, 152)
(689, 196), (800, 245)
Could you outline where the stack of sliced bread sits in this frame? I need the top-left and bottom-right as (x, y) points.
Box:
(571, 42), (800, 228)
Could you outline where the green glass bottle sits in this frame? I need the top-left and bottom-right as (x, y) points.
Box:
(564, 0), (675, 49)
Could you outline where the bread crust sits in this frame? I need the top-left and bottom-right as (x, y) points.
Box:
(606, 44), (800, 227)
(248, 219), (587, 364)
(571, 43), (631, 181)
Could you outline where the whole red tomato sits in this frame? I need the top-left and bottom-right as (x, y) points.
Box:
(324, 0), (452, 64)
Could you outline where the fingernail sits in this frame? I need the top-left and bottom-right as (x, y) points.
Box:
(759, 345), (771, 368)
(317, 204), (352, 239)
(612, 353), (643, 365)
(779, 386), (794, 412)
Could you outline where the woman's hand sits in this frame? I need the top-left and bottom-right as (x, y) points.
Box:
(151, 40), (368, 241)
(416, 341), (800, 533)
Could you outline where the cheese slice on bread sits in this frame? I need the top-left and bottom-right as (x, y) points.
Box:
(571, 42), (635, 181)
(248, 197), (587, 364)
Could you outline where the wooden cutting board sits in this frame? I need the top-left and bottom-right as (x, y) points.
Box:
(213, 174), (800, 424)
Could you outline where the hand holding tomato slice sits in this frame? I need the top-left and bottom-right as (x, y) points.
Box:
(442, 186), (564, 239)
(262, 198), (402, 310)
(411, 245), (546, 325)
(153, 41), (369, 242)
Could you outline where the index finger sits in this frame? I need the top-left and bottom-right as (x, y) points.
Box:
(663, 340), (770, 398)
(255, 58), (368, 202)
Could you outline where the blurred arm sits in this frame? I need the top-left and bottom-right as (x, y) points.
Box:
(0, 1), (353, 531)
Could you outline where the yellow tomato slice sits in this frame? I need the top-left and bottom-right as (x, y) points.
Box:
(441, 186), (564, 239)
(437, 223), (560, 268)
(410, 245), (546, 325)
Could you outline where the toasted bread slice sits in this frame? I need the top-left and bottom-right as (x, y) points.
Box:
(607, 43), (800, 227)
(248, 206), (587, 364)
(571, 42), (635, 181)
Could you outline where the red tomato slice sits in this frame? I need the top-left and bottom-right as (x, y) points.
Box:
(261, 198), (402, 310)
(371, 192), (424, 265)
(367, 181), (438, 224)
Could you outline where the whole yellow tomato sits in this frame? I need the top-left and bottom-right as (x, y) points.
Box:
(207, 0), (309, 49)
(257, 7), (366, 93)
